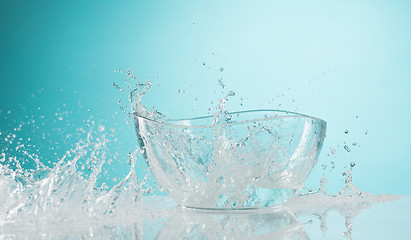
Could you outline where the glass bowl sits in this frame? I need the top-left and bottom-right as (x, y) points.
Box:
(133, 110), (326, 210)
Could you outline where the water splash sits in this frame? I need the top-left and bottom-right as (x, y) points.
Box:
(292, 161), (401, 239)
(0, 111), (155, 227)
(0, 70), (402, 239)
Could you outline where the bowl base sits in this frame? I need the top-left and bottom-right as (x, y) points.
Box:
(178, 187), (297, 210)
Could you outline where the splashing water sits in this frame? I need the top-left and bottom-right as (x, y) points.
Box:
(0, 124), (156, 226)
(0, 70), (401, 239)
(126, 70), (399, 236)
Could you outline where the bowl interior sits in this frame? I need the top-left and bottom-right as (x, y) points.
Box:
(134, 110), (327, 209)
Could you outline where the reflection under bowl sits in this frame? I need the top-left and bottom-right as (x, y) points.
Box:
(157, 207), (309, 240)
(134, 110), (326, 210)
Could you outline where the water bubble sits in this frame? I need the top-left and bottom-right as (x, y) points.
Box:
(98, 125), (105, 132)
(344, 130), (349, 134)
(350, 162), (356, 168)
(219, 67), (224, 72)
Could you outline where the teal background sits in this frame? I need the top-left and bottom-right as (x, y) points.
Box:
(1, 0), (411, 194)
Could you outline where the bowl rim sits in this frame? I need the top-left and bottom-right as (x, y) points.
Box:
(133, 109), (327, 129)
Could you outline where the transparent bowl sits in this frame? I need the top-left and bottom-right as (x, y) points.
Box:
(134, 110), (326, 210)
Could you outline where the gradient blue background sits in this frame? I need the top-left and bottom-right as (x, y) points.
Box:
(1, 0), (410, 194)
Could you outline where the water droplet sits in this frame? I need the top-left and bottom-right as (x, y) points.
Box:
(344, 130), (349, 134)
(344, 145), (350, 152)
(321, 224), (328, 232)
(219, 67), (224, 72)
(350, 162), (356, 168)
(227, 91), (235, 97)
(218, 78), (225, 89)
